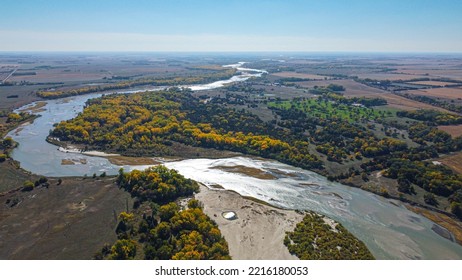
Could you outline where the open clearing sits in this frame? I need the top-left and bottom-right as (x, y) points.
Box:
(354, 73), (430, 81)
(439, 152), (462, 174)
(295, 79), (449, 111)
(395, 69), (462, 80)
(403, 87), (462, 100)
(271, 71), (329, 80)
(438, 125), (462, 138)
(409, 81), (460, 87)
(0, 176), (133, 259)
(196, 185), (302, 259)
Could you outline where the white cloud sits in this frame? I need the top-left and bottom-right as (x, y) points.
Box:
(0, 30), (460, 52)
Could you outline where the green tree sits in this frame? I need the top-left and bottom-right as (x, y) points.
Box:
(22, 180), (34, 191)
(109, 239), (137, 260)
(159, 202), (179, 222)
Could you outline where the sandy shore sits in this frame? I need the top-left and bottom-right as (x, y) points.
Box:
(196, 185), (303, 260)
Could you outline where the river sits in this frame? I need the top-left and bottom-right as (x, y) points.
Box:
(6, 63), (462, 259)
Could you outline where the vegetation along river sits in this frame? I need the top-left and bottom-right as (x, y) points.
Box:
(7, 63), (462, 259)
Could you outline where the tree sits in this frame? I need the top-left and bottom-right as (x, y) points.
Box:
(159, 202), (179, 222)
(22, 180), (35, 191)
(424, 193), (438, 206)
(109, 239), (137, 260)
(188, 199), (203, 209)
(397, 178), (413, 194)
(2, 137), (14, 148)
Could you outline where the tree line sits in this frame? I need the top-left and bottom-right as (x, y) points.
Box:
(96, 166), (230, 260)
(37, 68), (236, 99)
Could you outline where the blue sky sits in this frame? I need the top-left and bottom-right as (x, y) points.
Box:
(1, 0), (462, 52)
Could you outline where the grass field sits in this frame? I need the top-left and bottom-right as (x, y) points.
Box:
(268, 98), (394, 122)
(0, 85), (43, 110)
(294, 79), (450, 112)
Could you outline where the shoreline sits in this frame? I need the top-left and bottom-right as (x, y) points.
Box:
(195, 184), (303, 260)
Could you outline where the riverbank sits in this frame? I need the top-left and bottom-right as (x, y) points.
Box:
(195, 184), (303, 260)
(407, 205), (462, 246)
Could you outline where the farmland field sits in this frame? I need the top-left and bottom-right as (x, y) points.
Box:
(271, 71), (329, 80)
(438, 124), (462, 138)
(409, 81), (460, 87)
(294, 79), (451, 111)
(439, 152), (462, 174)
(404, 87), (462, 100)
(354, 73), (430, 81)
(268, 98), (394, 122)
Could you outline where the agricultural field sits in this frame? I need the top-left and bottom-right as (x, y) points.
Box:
(271, 71), (329, 80)
(354, 73), (429, 81)
(404, 87), (462, 100)
(439, 152), (462, 174)
(293, 79), (449, 112)
(268, 98), (394, 122)
(396, 69), (462, 80)
(409, 81), (460, 87)
(438, 124), (462, 138)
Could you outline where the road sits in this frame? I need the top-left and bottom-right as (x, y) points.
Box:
(1, 68), (18, 84)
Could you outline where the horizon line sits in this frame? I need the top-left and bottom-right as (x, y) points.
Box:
(1, 50), (462, 55)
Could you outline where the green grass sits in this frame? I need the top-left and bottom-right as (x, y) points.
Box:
(268, 99), (395, 122)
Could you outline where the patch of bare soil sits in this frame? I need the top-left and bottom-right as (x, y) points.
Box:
(211, 165), (276, 180)
(196, 185), (303, 260)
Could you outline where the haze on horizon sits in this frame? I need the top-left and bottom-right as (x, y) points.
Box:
(1, 0), (462, 53)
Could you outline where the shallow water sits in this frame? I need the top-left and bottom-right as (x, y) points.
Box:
(6, 63), (462, 259)
(164, 157), (462, 259)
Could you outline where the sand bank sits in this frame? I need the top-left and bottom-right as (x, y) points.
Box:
(196, 185), (303, 260)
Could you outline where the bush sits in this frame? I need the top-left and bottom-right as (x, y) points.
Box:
(22, 180), (35, 191)
(424, 193), (438, 206)
(451, 202), (462, 220)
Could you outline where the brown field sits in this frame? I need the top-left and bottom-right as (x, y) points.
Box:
(0, 85), (43, 110)
(296, 79), (391, 96)
(0, 161), (38, 193)
(0, 176), (133, 259)
(409, 81), (459, 87)
(271, 71), (329, 80)
(439, 152), (462, 174)
(354, 73), (429, 81)
(396, 69), (462, 80)
(438, 125), (462, 138)
(106, 155), (160, 166)
(404, 87), (462, 100)
(9, 71), (108, 83)
(379, 94), (452, 112)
